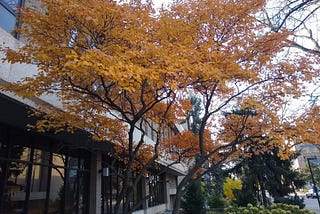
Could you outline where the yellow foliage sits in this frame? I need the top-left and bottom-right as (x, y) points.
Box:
(1, 0), (318, 177)
(223, 177), (242, 200)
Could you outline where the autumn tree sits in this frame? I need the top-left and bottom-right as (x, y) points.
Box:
(1, 0), (319, 213)
(1, 0), (189, 213)
(160, 0), (317, 208)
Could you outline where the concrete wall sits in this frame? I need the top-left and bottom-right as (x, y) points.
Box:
(0, 27), (37, 87)
(0, 27), (62, 108)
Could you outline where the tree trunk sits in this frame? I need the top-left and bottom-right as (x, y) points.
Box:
(172, 180), (185, 214)
(172, 159), (204, 214)
(257, 175), (268, 206)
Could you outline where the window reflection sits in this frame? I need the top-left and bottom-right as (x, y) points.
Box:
(0, 0), (21, 34)
(1, 0), (20, 10)
(0, 145), (89, 214)
(4, 160), (27, 213)
(2, 146), (29, 213)
(28, 165), (48, 213)
(101, 160), (143, 213)
(147, 173), (165, 207)
(49, 167), (64, 214)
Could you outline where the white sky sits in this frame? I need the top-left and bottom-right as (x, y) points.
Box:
(152, 0), (172, 9)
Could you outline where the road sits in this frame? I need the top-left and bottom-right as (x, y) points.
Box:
(303, 196), (320, 214)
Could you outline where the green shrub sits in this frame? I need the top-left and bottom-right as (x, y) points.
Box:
(224, 203), (315, 214)
(232, 188), (257, 207)
(269, 203), (314, 214)
(208, 192), (228, 208)
(274, 196), (305, 209)
(181, 180), (205, 214)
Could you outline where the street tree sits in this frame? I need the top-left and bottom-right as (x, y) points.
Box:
(2, 1), (188, 213)
(223, 177), (242, 201)
(160, 0), (317, 208)
(1, 0), (319, 213)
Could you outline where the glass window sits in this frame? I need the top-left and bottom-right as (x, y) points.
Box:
(0, 144), (90, 214)
(65, 163), (89, 213)
(147, 173), (165, 207)
(0, 145), (29, 213)
(48, 167), (64, 214)
(28, 164), (48, 213)
(101, 158), (144, 213)
(1, 0), (20, 10)
(4, 159), (28, 213)
(9, 145), (29, 160)
(0, 0), (22, 34)
(101, 165), (124, 213)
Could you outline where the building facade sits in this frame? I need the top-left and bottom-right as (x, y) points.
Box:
(0, 1), (185, 213)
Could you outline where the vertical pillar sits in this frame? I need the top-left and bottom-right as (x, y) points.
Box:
(163, 173), (169, 208)
(89, 153), (102, 214)
(140, 176), (147, 214)
(23, 147), (34, 214)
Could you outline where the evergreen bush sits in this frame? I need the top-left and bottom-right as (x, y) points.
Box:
(208, 192), (227, 208)
(181, 180), (205, 214)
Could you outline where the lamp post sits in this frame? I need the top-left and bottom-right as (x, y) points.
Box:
(306, 157), (320, 209)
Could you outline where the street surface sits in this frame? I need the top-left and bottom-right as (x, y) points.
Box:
(302, 195), (320, 214)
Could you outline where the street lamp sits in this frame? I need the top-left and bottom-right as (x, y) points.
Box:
(306, 157), (320, 209)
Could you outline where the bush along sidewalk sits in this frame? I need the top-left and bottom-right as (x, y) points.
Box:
(211, 203), (316, 214)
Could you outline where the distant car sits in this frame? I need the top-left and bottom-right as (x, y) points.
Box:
(306, 189), (318, 198)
